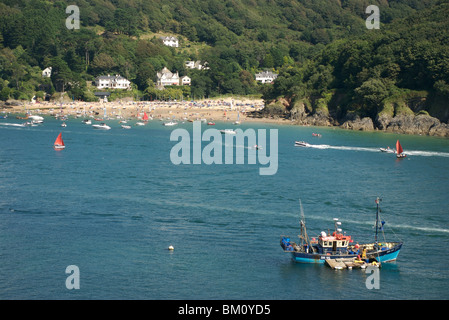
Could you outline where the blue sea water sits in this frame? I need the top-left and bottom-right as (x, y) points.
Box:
(1, 116), (449, 300)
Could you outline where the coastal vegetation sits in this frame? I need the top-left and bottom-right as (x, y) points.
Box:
(0, 0), (448, 134)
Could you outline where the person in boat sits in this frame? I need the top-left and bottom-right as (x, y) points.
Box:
(361, 247), (366, 258)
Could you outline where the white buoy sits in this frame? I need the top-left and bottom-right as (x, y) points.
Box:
(168, 245), (174, 251)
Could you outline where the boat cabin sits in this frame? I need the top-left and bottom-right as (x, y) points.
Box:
(316, 232), (352, 254)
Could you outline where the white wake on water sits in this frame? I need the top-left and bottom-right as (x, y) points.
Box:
(304, 143), (449, 158)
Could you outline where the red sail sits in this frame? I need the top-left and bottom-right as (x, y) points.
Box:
(143, 112), (149, 121)
(54, 132), (64, 147)
(396, 140), (403, 154)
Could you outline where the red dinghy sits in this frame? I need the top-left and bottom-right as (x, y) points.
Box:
(54, 132), (65, 150)
(396, 140), (406, 158)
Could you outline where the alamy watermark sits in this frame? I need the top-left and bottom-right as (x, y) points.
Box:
(66, 5), (80, 30)
(169, 122), (278, 175)
(65, 265), (80, 290)
(366, 5), (380, 29)
(365, 265), (380, 289)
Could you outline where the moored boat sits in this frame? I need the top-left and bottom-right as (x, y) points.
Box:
(280, 198), (402, 264)
(163, 121), (177, 126)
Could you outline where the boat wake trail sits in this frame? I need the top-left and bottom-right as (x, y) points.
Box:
(306, 144), (449, 158)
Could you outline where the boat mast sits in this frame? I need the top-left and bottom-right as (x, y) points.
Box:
(375, 197), (381, 246)
(298, 199), (309, 247)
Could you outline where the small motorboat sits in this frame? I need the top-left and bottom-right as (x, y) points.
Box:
(92, 123), (111, 130)
(207, 122), (215, 125)
(312, 133), (322, 137)
(121, 125), (131, 129)
(163, 121), (177, 126)
(61, 122), (67, 127)
(136, 121), (145, 126)
(82, 119), (92, 125)
(219, 129), (236, 135)
(380, 147), (395, 153)
(295, 141), (310, 147)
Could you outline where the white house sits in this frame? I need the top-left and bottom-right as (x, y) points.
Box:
(95, 74), (131, 89)
(161, 36), (179, 48)
(42, 67), (52, 77)
(255, 70), (278, 84)
(185, 60), (209, 70)
(157, 67), (180, 87)
(181, 76), (191, 86)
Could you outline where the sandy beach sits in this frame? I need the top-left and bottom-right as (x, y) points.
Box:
(1, 97), (292, 125)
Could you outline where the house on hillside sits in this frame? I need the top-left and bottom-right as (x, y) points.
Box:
(185, 60), (209, 70)
(95, 74), (131, 89)
(255, 70), (278, 84)
(160, 36), (179, 48)
(181, 76), (191, 86)
(42, 67), (52, 78)
(157, 67), (180, 87)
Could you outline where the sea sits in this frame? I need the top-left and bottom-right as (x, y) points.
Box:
(1, 115), (448, 301)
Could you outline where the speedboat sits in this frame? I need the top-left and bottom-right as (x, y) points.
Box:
(380, 147), (395, 153)
(92, 123), (111, 130)
(295, 141), (310, 147)
(219, 129), (237, 135)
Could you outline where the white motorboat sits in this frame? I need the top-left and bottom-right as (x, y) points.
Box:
(92, 123), (111, 130)
(121, 125), (131, 129)
(219, 129), (237, 135)
(82, 119), (92, 125)
(380, 147), (395, 153)
(163, 121), (177, 126)
(294, 141), (310, 147)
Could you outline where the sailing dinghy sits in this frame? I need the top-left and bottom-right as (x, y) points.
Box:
(54, 132), (65, 150)
(396, 140), (406, 158)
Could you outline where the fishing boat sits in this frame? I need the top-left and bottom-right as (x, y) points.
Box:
(92, 123), (111, 130)
(294, 141), (310, 147)
(280, 198), (402, 264)
(396, 140), (407, 158)
(53, 132), (65, 150)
